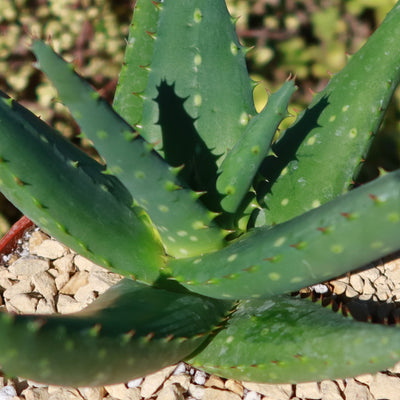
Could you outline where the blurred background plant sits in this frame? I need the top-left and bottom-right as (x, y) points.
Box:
(0, 0), (399, 236)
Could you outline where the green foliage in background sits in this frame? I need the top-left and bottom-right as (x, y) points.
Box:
(0, 0), (132, 234)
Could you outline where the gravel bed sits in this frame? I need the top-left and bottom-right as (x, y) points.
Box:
(0, 227), (399, 400)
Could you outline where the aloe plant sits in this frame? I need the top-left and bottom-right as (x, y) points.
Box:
(0, 0), (399, 387)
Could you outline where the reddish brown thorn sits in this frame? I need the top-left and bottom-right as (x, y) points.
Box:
(139, 64), (151, 71)
(34, 318), (47, 329)
(89, 323), (102, 336)
(369, 194), (384, 205)
(152, 0), (162, 9)
(340, 212), (358, 220)
(290, 241), (307, 250)
(164, 334), (174, 342)
(145, 31), (156, 39)
(263, 255), (282, 263)
(124, 329), (136, 340)
(144, 332), (155, 342)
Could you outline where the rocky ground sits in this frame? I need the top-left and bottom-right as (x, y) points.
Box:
(0, 227), (399, 400)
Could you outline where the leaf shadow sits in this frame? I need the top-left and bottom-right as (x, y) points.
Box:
(155, 80), (222, 210)
(256, 96), (329, 204)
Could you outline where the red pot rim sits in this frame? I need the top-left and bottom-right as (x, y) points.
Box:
(0, 216), (34, 255)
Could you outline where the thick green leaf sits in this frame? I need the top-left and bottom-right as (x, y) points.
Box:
(190, 295), (400, 383)
(31, 40), (226, 258)
(113, 0), (161, 126)
(217, 80), (296, 214)
(0, 279), (232, 386)
(0, 92), (164, 281)
(140, 0), (256, 207)
(259, 1), (400, 224)
(168, 170), (400, 299)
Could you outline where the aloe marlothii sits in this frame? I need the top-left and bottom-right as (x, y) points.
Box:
(0, 0), (398, 387)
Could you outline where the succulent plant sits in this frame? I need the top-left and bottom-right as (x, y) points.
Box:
(0, 0), (399, 388)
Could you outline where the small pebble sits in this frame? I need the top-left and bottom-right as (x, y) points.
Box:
(205, 375), (225, 390)
(9, 256), (49, 276)
(6, 293), (38, 313)
(53, 254), (75, 274)
(173, 363), (187, 375)
(31, 239), (67, 259)
(0, 385), (17, 400)
(193, 371), (207, 386)
(309, 283), (329, 294)
(167, 374), (191, 391)
(188, 384), (205, 399)
(127, 378), (143, 388)
(224, 380), (243, 396)
(56, 294), (82, 313)
(243, 391), (261, 400)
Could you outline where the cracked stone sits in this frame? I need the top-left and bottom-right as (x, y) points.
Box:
(47, 386), (83, 400)
(203, 387), (241, 400)
(55, 273), (71, 291)
(359, 267), (380, 283)
(204, 375), (225, 390)
(0, 276), (13, 291)
(74, 285), (97, 306)
(3, 279), (33, 299)
(56, 294), (82, 314)
(362, 278), (376, 295)
(330, 280), (347, 295)
(104, 383), (140, 400)
(320, 380), (343, 400)
(374, 275), (388, 286)
(74, 255), (106, 273)
(375, 288), (390, 301)
(32, 271), (57, 301)
(349, 274), (364, 294)
(140, 366), (176, 398)
(53, 254), (75, 275)
(31, 239), (67, 259)
(22, 387), (51, 400)
(388, 361), (400, 374)
(157, 384), (184, 400)
(60, 271), (89, 295)
(188, 384), (205, 399)
(87, 271), (122, 295)
(295, 382), (321, 399)
(6, 293), (38, 313)
(344, 378), (374, 400)
(9, 256), (49, 276)
(28, 231), (49, 252)
(224, 380), (243, 396)
(36, 298), (56, 314)
(345, 285), (359, 298)
(368, 372), (400, 400)
(242, 382), (291, 399)
(165, 374), (191, 392)
(78, 387), (106, 400)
